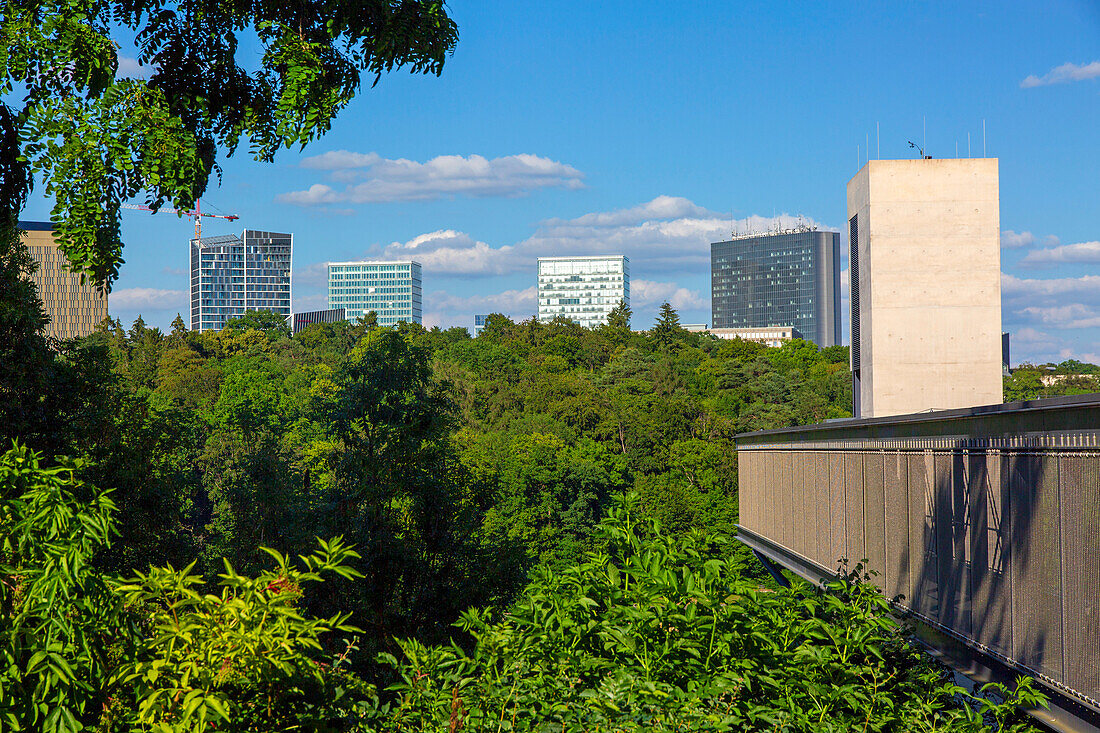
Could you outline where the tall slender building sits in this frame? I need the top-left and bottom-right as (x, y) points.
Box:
(190, 229), (292, 332)
(710, 229), (842, 347)
(20, 221), (107, 339)
(847, 158), (1002, 418)
(537, 255), (629, 328)
(327, 260), (422, 326)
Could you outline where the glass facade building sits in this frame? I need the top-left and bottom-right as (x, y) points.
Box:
(473, 314), (489, 337)
(327, 260), (422, 326)
(537, 255), (629, 329)
(710, 229), (841, 347)
(190, 229), (292, 332)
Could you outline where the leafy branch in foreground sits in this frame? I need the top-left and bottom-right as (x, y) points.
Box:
(0, 442), (376, 732)
(1, 0), (458, 287)
(376, 494), (1046, 732)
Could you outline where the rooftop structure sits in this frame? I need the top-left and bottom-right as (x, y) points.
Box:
(19, 221), (107, 339)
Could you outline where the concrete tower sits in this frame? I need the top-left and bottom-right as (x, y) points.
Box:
(847, 158), (1003, 418)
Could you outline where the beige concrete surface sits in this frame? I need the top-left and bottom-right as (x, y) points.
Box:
(847, 158), (1003, 417)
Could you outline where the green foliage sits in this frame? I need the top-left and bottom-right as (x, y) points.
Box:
(0, 442), (378, 731)
(224, 310), (292, 338)
(1004, 362), (1100, 402)
(377, 497), (1045, 732)
(1, 0), (458, 288)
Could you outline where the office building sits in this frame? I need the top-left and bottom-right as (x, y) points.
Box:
(848, 158), (1002, 418)
(327, 260), (422, 326)
(191, 229), (292, 332)
(708, 326), (802, 347)
(20, 221), (107, 339)
(473, 314), (489, 337)
(290, 308), (345, 334)
(537, 255), (629, 328)
(710, 229), (842, 347)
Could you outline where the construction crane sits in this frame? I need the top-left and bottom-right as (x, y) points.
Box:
(121, 199), (239, 240)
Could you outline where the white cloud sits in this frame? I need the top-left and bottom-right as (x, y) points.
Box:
(422, 287), (537, 329)
(1001, 230), (1036, 249)
(1002, 273), (1100, 302)
(278, 184), (339, 206)
(1020, 240), (1100, 266)
(630, 279), (706, 312)
(382, 230), (518, 276)
(362, 197), (830, 280)
(109, 288), (186, 311)
(278, 152), (584, 205)
(1021, 61), (1100, 88)
(293, 261), (330, 289)
(117, 56), (153, 79)
(1018, 304), (1100, 329)
(300, 151), (382, 170)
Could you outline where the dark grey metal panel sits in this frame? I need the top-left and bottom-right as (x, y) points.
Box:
(884, 452), (910, 604)
(1010, 454), (1064, 684)
(1058, 454), (1100, 701)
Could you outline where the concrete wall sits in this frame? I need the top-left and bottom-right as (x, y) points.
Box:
(847, 159), (1002, 418)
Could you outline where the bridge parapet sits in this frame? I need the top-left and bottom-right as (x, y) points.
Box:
(736, 394), (1100, 722)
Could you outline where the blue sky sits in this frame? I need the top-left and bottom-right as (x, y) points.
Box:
(19, 0), (1100, 364)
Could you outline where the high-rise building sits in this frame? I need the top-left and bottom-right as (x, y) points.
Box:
(20, 221), (107, 339)
(537, 255), (629, 328)
(848, 158), (1002, 418)
(473, 314), (489, 337)
(190, 229), (292, 332)
(710, 229), (841, 347)
(327, 260), (422, 326)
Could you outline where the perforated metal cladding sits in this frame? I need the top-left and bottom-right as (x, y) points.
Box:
(1009, 454), (1064, 683)
(816, 452), (833, 571)
(863, 453), (887, 587)
(909, 452), (940, 621)
(736, 440), (1100, 711)
(937, 454), (971, 637)
(969, 452), (1012, 659)
(1058, 455), (1100, 700)
(829, 453), (847, 572)
(884, 453), (910, 604)
(844, 454), (865, 565)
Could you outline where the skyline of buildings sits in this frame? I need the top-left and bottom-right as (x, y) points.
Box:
(537, 255), (629, 329)
(710, 229), (842, 348)
(190, 229), (293, 332)
(848, 157), (1003, 418)
(19, 221), (107, 339)
(328, 260), (423, 326)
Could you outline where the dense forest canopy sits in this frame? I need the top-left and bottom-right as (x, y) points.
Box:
(0, 297), (1055, 729)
